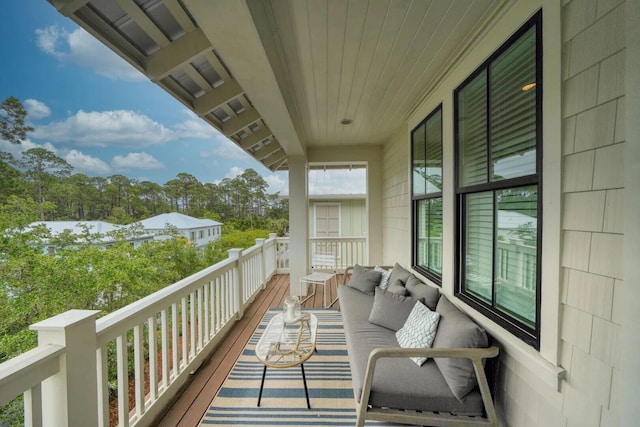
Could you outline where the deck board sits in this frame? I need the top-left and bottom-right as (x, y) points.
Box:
(154, 273), (343, 426)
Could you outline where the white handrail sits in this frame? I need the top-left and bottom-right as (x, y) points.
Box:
(0, 234), (279, 427)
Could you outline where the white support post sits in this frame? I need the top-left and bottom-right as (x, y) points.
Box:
(228, 248), (244, 319)
(30, 310), (100, 427)
(255, 238), (266, 289)
(288, 156), (309, 296)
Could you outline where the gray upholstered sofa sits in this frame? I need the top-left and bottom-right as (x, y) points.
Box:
(337, 264), (499, 427)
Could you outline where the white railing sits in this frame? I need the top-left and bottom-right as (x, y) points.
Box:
(0, 234), (278, 427)
(274, 236), (368, 272)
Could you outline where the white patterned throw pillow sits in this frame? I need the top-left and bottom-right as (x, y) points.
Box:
(395, 301), (441, 366)
(375, 265), (392, 289)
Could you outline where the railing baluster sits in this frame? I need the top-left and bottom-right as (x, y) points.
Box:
(181, 297), (188, 368)
(116, 334), (130, 427)
(23, 384), (42, 427)
(204, 283), (210, 340)
(171, 303), (179, 379)
(197, 288), (204, 351)
(148, 316), (158, 401)
(134, 324), (145, 418)
(96, 345), (109, 427)
(161, 308), (169, 389)
(190, 292), (196, 358)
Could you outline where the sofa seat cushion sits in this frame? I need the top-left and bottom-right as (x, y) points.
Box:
(337, 285), (484, 415)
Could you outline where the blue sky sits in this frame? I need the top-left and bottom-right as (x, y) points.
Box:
(0, 2), (290, 193)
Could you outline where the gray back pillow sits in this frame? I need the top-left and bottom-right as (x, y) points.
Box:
(432, 296), (489, 401)
(348, 264), (382, 295)
(368, 287), (418, 331)
(388, 263), (411, 287)
(405, 275), (440, 310)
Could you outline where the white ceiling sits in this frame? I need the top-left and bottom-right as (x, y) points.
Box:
(48, 0), (507, 169)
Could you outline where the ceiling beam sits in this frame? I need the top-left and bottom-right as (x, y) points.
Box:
(239, 127), (272, 150)
(221, 108), (261, 136)
(183, 0), (304, 157)
(50, 0), (89, 17)
(193, 80), (243, 116)
(145, 28), (211, 81)
(115, 0), (170, 48)
(162, 0), (196, 32)
(253, 140), (282, 160)
(264, 151), (287, 169)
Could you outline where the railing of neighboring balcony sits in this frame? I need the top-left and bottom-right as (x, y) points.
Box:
(0, 234), (278, 427)
(275, 236), (368, 273)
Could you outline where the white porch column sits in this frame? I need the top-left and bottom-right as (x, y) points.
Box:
(367, 156), (383, 265)
(30, 310), (100, 427)
(288, 155), (309, 296)
(621, 2), (639, 426)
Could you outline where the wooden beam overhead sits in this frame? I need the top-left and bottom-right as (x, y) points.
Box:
(239, 127), (272, 150)
(253, 140), (282, 160)
(115, 0), (170, 48)
(264, 151), (287, 168)
(145, 28), (211, 81)
(193, 80), (243, 116)
(221, 108), (261, 136)
(50, 0), (89, 17)
(183, 64), (212, 92)
(162, 0), (196, 33)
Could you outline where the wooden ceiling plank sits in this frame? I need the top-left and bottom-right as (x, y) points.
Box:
(193, 80), (243, 116)
(145, 28), (211, 80)
(264, 151), (287, 168)
(115, 0), (171, 48)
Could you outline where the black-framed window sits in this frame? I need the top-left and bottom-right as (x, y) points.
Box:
(412, 105), (443, 284)
(454, 11), (542, 347)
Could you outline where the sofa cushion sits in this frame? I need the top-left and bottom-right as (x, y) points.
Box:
(433, 296), (489, 401)
(368, 287), (418, 331)
(349, 264), (382, 295)
(388, 263), (411, 287)
(387, 278), (409, 296)
(405, 275), (440, 310)
(396, 302), (441, 366)
(337, 284), (485, 415)
(375, 265), (392, 289)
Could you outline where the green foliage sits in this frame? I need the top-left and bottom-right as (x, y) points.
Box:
(0, 96), (33, 145)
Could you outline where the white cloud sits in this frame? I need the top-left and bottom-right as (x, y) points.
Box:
(200, 138), (250, 161)
(33, 110), (176, 147)
(264, 173), (288, 194)
(224, 166), (243, 179)
(0, 138), (57, 158)
(111, 152), (164, 170)
(36, 25), (145, 81)
(24, 99), (51, 119)
(65, 150), (111, 174)
(174, 110), (220, 139)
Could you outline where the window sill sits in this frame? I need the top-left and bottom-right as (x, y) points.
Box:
(447, 294), (566, 392)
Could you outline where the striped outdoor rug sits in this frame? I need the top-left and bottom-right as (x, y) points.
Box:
(200, 309), (404, 426)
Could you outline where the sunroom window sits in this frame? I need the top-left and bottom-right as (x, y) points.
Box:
(411, 105), (443, 284)
(454, 11), (541, 347)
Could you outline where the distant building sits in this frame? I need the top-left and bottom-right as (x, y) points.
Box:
(134, 213), (222, 247)
(27, 221), (153, 254)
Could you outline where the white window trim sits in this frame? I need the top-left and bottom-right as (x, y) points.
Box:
(407, 0), (563, 390)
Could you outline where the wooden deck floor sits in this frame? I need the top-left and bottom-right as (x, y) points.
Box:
(155, 273), (343, 426)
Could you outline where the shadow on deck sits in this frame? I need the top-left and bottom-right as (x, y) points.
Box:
(156, 273), (343, 426)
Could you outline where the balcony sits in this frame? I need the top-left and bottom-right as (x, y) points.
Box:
(0, 235), (351, 427)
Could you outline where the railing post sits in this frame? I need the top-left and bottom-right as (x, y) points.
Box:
(30, 310), (100, 427)
(228, 248), (244, 319)
(255, 238), (267, 290)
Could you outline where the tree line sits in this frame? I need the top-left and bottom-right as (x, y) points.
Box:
(0, 96), (289, 425)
